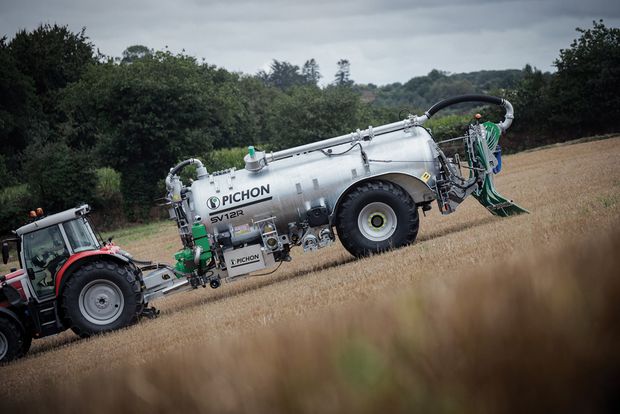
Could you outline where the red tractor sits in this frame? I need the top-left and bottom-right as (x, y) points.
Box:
(1, 205), (148, 363)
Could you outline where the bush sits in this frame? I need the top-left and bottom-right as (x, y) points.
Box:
(89, 167), (125, 229)
(426, 114), (472, 141)
(94, 167), (122, 203)
(0, 184), (36, 235)
(22, 140), (96, 214)
(205, 147), (247, 172)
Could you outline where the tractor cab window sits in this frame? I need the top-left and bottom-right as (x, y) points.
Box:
(63, 218), (99, 253)
(23, 225), (70, 298)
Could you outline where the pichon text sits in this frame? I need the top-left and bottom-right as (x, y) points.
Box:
(222, 184), (270, 206)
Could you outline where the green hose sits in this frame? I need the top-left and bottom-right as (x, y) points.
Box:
(469, 122), (528, 217)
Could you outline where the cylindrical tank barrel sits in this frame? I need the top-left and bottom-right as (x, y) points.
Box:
(189, 126), (439, 236)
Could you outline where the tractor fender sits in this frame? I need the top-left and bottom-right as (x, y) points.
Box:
(0, 306), (25, 334)
(54, 250), (132, 297)
(330, 172), (436, 224)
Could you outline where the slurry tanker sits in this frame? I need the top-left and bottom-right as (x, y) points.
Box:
(1, 95), (526, 362)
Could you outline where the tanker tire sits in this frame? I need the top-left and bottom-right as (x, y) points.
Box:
(336, 180), (419, 258)
(0, 317), (28, 363)
(62, 261), (143, 338)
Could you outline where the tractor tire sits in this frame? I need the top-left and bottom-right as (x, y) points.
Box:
(0, 316), (29, 363)
(20, 330), (32, 357)
(62, 260), (143, 338)
(336, 180), (419, 258)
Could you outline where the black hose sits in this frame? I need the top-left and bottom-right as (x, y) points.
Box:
(425, 94), (504, 119)
(168, 159), (196, 177)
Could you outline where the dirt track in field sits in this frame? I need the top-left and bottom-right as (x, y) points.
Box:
(1, 137), (620, 412)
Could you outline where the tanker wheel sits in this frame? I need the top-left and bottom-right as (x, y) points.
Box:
(62, 260), (143, 338)
(336, 180), (419, 257)
(0, 316), (29, 363)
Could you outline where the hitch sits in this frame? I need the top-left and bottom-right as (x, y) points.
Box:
(141, 306), (160, 319)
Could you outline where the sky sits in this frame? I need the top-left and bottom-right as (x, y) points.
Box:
(1, 0), (619, 85)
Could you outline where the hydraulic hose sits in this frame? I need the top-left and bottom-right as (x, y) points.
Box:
(165, 158), (207, 191)
(414, 94), (514, 132)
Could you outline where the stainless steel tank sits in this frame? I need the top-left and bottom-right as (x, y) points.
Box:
(188, 125), (439, 236)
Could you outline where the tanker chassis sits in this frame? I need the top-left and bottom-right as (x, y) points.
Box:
(0, 95), (526, 362)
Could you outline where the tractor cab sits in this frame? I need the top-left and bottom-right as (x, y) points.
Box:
(3, 205), (101, 301)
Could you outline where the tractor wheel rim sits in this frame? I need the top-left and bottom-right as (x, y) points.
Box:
(357, 202), (397, 242)
(78, 279), (125, 326)
(0, 331), (7, 360)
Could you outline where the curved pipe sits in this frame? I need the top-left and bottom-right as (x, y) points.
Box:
(165, 158), (207, 191)
(414, 94), (514, 132)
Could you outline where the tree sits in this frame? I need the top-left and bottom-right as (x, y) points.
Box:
(302, 58), (321, 86)
(258, 59), (307, 90)
(22, 140), (97, 213)
(265, 85), (365, 149)
(549, 20), (620, 135)
(61, 52), (215, 215)
(508, 65), (552, 141)
(8, 24), (95, 103)
(6, 24), (97, 146)
(0, 155), (12, 189)
(334, 59), (353, 86)
(0, 37), (39, 167)
(121, 45), (152, 64)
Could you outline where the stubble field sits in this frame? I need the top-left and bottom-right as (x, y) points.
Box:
(2, 136), (620, 413)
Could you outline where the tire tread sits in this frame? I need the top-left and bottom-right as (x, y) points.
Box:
(336, 180), (419, 257)
(61, 260), (142, 338)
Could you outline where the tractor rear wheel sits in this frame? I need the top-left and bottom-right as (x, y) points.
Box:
(0, 316), (29, 363)
(62, 261), (143, 337)
(336, 180), (419, 257)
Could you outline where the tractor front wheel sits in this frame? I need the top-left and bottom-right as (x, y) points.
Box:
(62, 261), (143, 337)
(0, 316), (30, 363)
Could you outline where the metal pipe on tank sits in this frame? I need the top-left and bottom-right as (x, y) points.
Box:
(266, 119), (414, 163)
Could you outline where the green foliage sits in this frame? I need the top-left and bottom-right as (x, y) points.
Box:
(8, 23), (95, 121)
(356, 69), (524, 110)
(121, 45), (152, 64)
(90, 167), (124, 229)
(0, 184), (36, 234)
(0, 154), (13, 189)
(498, 65), (553, 151)
(0, 37), (39, 164)
(426, 114), (472, 141)
(549, 20), (620, 135)
(301, 59), (321, 86)
(204, 147), (247, 172)
(258, 60), (310, 90)
(334, 59), (353, 86)
(94, 167), (122, 202)
(62, 51), (214, 213)
(265, 85), (365, 149)
(21, 140), (97, 214)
